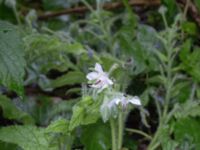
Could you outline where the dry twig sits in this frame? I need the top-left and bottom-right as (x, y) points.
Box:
(38, 0), (161, 20)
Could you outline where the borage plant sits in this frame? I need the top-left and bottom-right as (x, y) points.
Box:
(85, 63), (142, 150)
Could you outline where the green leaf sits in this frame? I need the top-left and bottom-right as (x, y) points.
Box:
(0, 95), (34, 124)
(69, 96), (101, 131)
(46, 119), (69, 134)
(81, 121), (111, 150)
(174, 101), (200, 119)
(154, 50), (168, 62)
(180, 41), (200, 82)
(171, 81), (190, 102)
(0, 141), (18, 150)
(181, 22), (198, 36)
(194, 0), (200, 12)
(0, 20), (25, 95)
(0, 125), (56, 150)
(162, 0), (178, 24)
(148, 75), (167, 85)
(50, 71), (86, 88)
(65, 42), (86, 55)
(159, 126), (178, 150)
(24, 33), (85, 73)
(174, 118), (200, 149)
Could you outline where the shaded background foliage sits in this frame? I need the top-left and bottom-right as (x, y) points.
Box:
(0, 0), (200, 150)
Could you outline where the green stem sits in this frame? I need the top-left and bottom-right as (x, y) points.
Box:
(110, 119), (117, 150)
(125, 128), (152, 140)
(13, 6), (21, 25)
(117, 111), (124, 150)
(147, 122), (162, 150)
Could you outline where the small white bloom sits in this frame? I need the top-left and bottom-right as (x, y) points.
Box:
(110, 94), (141, 109)
(158, 6), (167, 15)
(86, 63), (113, 92)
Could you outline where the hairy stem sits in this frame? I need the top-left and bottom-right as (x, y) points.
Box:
(125, 128), (152, 140)
(117, 111), (124, 150)
(110, 119), (117, 150)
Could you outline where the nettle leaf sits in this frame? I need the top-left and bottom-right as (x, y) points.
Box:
(0, 95), (34, 124)
(46, 119), (69, 134)
(81, 121), (111, 150)
(45, 119), (74, 150)
(0, 125), (56, 150)
(174, 118), (200, 149)
(69, 96), (101, 131)
(0, 20), (25, 95)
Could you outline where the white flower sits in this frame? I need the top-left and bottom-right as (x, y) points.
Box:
(100, 93), (141, 122)
(115, 96), (141, 108)
(108, 94), (141, 109)
(86, 63), (113, 92)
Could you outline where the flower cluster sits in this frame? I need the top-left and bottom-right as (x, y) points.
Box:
(86, 63), (141, 121)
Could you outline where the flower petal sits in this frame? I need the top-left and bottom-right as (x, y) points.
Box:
(114, 98), (121, 105)
(86, 72), (98, 80)
(95, 63), (103, 73)
(107, 78), (113, 85)
(128, 96), (141, 106)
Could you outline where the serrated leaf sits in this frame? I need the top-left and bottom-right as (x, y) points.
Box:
(0, 21), (25, 95)
(46, 119), (69, 134)
(180, 42), (200, 82)
(0, 125), (56, 150)
(171, 81), (190, 102)
(158, 126), (178, 150)
(69, 96), (101, 131)
(81, 121), (111, 150)
(174, 101), (200, 119)
(24, 33), (85, 73)
(0, 95), (34, 124)
(174, 118), (200, 149)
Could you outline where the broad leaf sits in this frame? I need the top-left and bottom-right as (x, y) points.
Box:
(0, 141), (18, 150)
(46, 119), (69, 134)
(69, 96), (101, 131)
(0, 20), (25, 95)
(24, 33), (85, 73)
(81, 121), (111, 150)
(0, 125), (56, 150)
(0, 95), (34, 124)
(50, 71), (86, 88)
